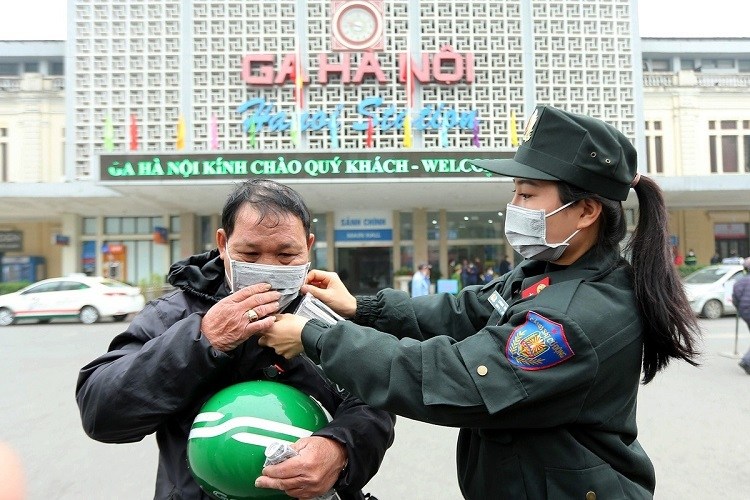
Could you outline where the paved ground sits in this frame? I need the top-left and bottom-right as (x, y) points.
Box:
(0, 315), (747, 499)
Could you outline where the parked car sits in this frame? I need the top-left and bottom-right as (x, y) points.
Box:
(682, 264), (745, 319)
(0, 275), (145, 326)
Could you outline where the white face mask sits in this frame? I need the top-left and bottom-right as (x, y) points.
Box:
(224, 242), (310, 311)
(504, 201), (580, 262)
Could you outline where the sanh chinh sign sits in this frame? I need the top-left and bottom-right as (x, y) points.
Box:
(99, 150), (513, 182)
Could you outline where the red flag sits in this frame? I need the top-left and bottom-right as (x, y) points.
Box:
(129, 114), (138, 151)
(366, 117), (374, 148)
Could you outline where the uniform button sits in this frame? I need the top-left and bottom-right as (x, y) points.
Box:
(476, 365), (488, 376)
(585, 491), (596, 500)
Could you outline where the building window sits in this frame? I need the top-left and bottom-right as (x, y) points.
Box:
(82, 217), (97, 235)
(0, 63), (18, 76)
(23, 62), (39, 73)
(644, 59), (671, 72)
(708, 120), (750, 174)
(644, 121), (664, 174)
(310, 214), (328, 270)
(49, 61), (64, 75)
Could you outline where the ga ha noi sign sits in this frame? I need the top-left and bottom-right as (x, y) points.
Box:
(99, 151), (513, 182)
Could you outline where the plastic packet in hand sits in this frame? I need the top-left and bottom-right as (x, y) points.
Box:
(263, 441), (341, 500)
(293, 293), (344, 325)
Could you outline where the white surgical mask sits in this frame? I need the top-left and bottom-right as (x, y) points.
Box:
(224, 242), (310, 311)
(504, 202), (580, 262)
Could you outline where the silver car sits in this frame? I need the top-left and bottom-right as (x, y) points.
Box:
(683, 264), (745, 319)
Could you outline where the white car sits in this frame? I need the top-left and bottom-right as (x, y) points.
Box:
(682, 264), (745, 319)
(0, 275), (145, 326)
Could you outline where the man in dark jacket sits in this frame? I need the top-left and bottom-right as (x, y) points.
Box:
(76, 179), (395, 499)
(732, 257), (750, 374)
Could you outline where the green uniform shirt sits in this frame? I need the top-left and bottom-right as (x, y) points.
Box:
(302, 248), (655, 499)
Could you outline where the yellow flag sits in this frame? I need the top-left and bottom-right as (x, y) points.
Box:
(403, 113), (412, 148)
(510, 110), (519, 147)
(176, 114), (186, 150)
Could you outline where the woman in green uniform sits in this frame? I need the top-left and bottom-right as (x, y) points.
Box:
(255, 105), (700, 499)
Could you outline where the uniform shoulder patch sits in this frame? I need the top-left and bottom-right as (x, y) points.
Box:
(505, 311), (574, 370)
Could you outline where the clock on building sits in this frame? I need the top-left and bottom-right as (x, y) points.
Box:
(331, 0), (384, 51)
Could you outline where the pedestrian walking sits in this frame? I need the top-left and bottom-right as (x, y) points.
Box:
(732, 257), (750, 374)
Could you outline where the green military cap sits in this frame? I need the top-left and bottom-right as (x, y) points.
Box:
(471, 105), (639, 201)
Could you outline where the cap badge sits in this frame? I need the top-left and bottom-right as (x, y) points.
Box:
(521, 109), (539, 143)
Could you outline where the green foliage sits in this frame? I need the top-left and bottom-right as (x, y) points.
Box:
(677, 264), (704, 278)
(0, 281), (31, 295)
(394, 267), (413, 276)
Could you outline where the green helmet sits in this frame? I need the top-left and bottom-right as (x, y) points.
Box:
(187, 380), (331, 500)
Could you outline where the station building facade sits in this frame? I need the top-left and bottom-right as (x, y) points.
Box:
(10, 1), (744, 293)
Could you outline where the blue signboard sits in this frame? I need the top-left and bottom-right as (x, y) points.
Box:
(334, 229), (393, 242)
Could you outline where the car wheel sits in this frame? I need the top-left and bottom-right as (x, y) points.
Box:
(702, 299), (723, 320)
(0, 308), (15, 326)
(112, 314), (128, 322)
(79, 306), (100, 324)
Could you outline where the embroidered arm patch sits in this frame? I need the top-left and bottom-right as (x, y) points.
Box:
(505, 311), (574, 370)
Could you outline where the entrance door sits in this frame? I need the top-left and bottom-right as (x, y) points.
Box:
(336, 247), (392, 295)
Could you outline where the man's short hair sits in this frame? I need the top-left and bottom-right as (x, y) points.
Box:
(221, 179), (312, 239)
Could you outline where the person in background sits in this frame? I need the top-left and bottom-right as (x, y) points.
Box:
(710, 252), (722, 264)
(450, 263), (463, 291)
(257, 105), (701, 499)
(410, 263), (431, 297)
(685, 249), (697, 266)
(497, 254), (513, 275)
(481, 267), (496, 284)
(732, 257), (750, 375)
(76, 179), (394, 500)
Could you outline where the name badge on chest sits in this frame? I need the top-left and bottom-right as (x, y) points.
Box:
(488, 290), (509, 315)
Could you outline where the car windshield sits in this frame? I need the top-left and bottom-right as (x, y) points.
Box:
(683, 266), (734, 284)
(100, 279), (130, 288)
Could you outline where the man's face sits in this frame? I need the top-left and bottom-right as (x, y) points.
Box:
(217, 203), (315, 276)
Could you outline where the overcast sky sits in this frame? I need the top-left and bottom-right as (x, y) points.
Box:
(0, 0), (747, 40)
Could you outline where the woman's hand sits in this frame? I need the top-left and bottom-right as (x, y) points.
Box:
(256, 314), (309, 359)
(302, 269), (357, 318)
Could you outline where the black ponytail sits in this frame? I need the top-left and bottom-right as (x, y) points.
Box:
(559, 176), (700, 383)
(626, 176), (700, 382)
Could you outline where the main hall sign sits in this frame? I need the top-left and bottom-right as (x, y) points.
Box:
(99, 151), (512, 182)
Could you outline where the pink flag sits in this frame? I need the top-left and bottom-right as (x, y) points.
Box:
(210, 114), (219, 150)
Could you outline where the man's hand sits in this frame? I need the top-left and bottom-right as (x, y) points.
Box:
(255, 436), (347, 499)
(256, 313), (309, 359)
(301, 270), (357, 318)
(201, 283), (281, 352)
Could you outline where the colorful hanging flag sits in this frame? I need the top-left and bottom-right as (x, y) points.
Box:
(103, 115), (114, 152)
(403, 113), (412, 148)
(290, 112), (301, 147)
(248, 119), (256, 148)
(509, 110), (519, 147)
(399, 52), (415, 107)
(330, 113), (339, 149)
(176, 114), (186, 150)
(439, 116), (449, 148)
(129, 114), (138, 151)
(210, 114), (219, 150)
(472, 116), (481, 147)
(366, 116), (374, 148)
(293, 56), (305, 110)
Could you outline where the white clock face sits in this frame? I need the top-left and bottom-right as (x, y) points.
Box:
(339, 7), (377, 43)
(332, 1), (383, 50)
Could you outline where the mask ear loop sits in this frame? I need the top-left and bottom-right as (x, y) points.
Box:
(224, 242), (235, 291)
